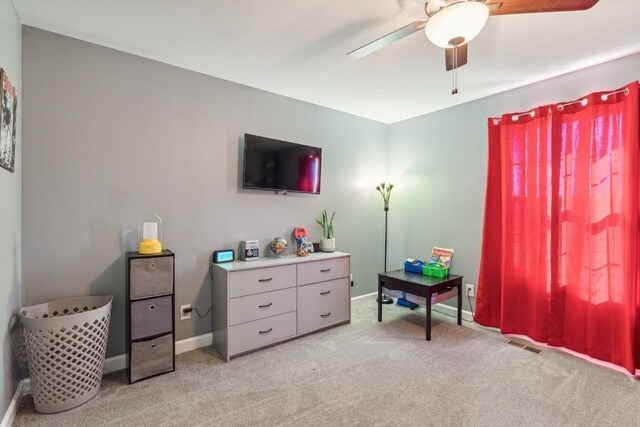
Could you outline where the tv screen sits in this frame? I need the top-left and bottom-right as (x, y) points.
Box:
(243, 134), (322, 194)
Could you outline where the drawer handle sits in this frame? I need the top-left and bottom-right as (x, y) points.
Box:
(259, 328), (273, 335)
(320, 268), (331, 273)
(258, 303), (273, 309)
(258, 278), (273, 283)
(320, 312), (331, 318)
(149, 304), (156, 311)
(320, 291), (331, 295)
(149, 262), (156, 269)
(151, 344), (156, 348)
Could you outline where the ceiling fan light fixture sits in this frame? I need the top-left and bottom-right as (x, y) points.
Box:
(425, 1), (490, 48)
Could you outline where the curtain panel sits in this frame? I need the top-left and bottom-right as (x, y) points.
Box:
(476, 82), (640, 373)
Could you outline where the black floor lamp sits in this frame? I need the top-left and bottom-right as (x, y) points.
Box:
(377, 182), (394, 305)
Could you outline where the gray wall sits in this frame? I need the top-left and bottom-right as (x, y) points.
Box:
(0, 0), (21, 416)
(388, 52), (640, 312)
(22, 27), (388, 358)
(21, 23), (640, 364)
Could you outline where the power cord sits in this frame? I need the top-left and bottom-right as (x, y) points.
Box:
(184, 265), (216, 319)
(183, 306), (213, 318)
(181, 264), (217, 319)
(466, 287), (475, 320)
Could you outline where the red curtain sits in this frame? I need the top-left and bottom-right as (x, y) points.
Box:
(476, 82), (640, 373)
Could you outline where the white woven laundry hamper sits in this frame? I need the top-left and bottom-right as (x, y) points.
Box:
(19, 295), (113, 413)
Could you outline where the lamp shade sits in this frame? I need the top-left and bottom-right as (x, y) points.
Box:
(425, 1), (489, 48)
(142, 222), (158, 240)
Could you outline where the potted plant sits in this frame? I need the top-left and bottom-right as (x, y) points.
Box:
(316, 210), (336, 252)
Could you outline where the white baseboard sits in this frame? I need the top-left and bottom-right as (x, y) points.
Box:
(433, 302), (474, 323)
(104, 354), (126, 374)
(19, 332), (214, 399)
(352, 291), (475, 322)
(21, 379), (30, 396)
(11, 299), (472, 412)
(175, 332), (212, 354)
(101, 333), (213, 375)
(1, 381), (23, 427)
(351, 291), (377, 300)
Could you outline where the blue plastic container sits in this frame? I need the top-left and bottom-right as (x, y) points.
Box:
(404, 260), (424, 274)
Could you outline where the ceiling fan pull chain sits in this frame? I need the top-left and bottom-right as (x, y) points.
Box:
(452, 69), (458, 95)
(452, 45), (458, 95)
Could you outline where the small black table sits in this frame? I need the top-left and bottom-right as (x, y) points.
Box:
(378, 270), (464, 340)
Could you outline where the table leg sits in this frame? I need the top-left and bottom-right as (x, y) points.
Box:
(426, 291), (431, 341)
(457, 283), (462, 325)
(378, 279), (382, 322)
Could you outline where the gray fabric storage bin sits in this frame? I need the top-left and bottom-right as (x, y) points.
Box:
(130, 256), (173, 300)
(130, 333), (174, 383)
(19, 295), (113, 413)
(405, 287), (458, 306)
(130, 295), (172, 340)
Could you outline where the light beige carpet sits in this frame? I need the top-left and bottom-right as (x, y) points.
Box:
(14, 295), (640, 426)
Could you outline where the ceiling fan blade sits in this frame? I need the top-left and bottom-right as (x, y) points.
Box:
(347, 20), (427, 58)
(445, 45), (468, 71)
(486, 0), (599, 16)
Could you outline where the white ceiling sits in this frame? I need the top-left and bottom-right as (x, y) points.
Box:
(13, 0), (640, 124)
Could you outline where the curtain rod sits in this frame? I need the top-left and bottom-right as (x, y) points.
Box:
(494, 85), (638, 124)
(557, 87), (631, 111)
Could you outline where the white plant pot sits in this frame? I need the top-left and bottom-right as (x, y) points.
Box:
(320, 238), (336, 252)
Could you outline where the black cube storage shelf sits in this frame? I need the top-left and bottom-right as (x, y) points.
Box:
(126, 250), (175, 384)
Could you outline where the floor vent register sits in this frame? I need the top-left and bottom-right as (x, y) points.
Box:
(507, 339), (543, 354)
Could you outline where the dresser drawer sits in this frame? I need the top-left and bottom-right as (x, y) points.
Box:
(228, 311), (296, 356)
(298, 278), (349, 308)
(130, 256), (173, 300)
(131, 295), (173, 340)
(298, 297), (350, 335)
(228, 265), (296, 298)
(229, 287), (296, 326)
(297, 257), (349, 285)
(130, 333), (174, 383)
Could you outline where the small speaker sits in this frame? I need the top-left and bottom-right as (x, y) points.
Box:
(240, 240), (259, 261)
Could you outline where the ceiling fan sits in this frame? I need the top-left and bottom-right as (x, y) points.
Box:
(348, 0), (599, 89)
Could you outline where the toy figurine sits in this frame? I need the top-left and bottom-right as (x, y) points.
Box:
(294, 226), (314, 257)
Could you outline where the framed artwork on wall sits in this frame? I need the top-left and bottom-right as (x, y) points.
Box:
(0, 68), (17, 173)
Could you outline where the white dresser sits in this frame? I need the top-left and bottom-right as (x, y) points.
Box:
(212, 252), (351, 361)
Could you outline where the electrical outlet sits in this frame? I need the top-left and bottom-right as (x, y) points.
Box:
(466, 284), (475, 298)
(180, 304), (191, 320)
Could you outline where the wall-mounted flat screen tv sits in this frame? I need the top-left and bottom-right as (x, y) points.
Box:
(243, 134), (322, 194)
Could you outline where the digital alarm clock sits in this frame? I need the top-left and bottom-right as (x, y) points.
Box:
(213, 249), (235, 264)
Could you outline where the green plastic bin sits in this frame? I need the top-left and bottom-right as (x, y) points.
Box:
(422, 263), (449, 278)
